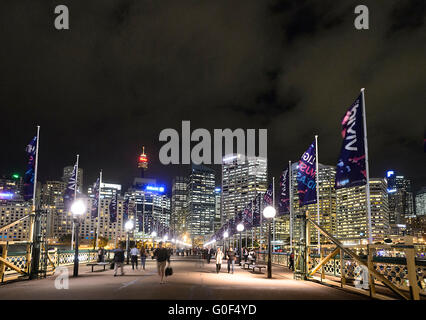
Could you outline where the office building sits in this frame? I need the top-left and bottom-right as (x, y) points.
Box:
(187, 165), (216, 239)
(336, 178), (390, 244)
(415, 187), (426, 216)
(171, 176), (188, 235)
(222, 154), (267, 222)
(0, 198), (31, 241)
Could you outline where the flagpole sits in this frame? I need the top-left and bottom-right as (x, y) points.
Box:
(272, 177), (275, 251)
(27, 125), (40, 274)
(71, 154), (79, 250)
(361, 88), (373, 244)
(32, 126), (40, 212)
(289, 161), (293, 253)
(95, 170), (102, 249)
(315, 135), (320, 252)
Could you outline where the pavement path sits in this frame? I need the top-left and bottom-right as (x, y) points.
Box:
(0, 257), (370, 300)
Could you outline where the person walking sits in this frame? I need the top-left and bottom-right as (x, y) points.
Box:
(289, 251), (295, 271)
(140, 246), (147, 270)
(243, 247), (249, 263)
(130, 245), (139, 270)
(113, 244), (125, 276)
(153, 242), (171, 284)
(215, 247), (224, 273)
(227, 247), (236, 274)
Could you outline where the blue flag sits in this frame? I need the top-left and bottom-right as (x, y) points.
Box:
(252, 193), (261, 227)
(335, 93), (366, 189)
(278, 168), (290, 216)
(63, 163), (77, 210)
(23, 136), (37, 201)
(109, 193), (118, 223)
(91, 178), (100, 218)
(242, 202), (253, 229)
(263, 183), (273, 207)
(297, 140), (317, 206)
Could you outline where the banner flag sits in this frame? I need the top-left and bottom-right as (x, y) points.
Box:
(263, 183), (273, 207)
(90, 178), (100, 218)
(297, 140), (317, 206)
(23, 136), (37, 201)
(242, 202), (253, 229)
(109, 193), (118, 223)
(123, 197), (129, 222)
(63, 162), (77, 210)
(335, 94), (367, 189)
(253, 193), (261, 226)
(278, 168), (290, 216)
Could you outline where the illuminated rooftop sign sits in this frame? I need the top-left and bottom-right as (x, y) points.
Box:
(215, 187), (221, 192)
(386, 170), (395, 178)
(145, 185), (165, 193)
(0, 192), (14, 199)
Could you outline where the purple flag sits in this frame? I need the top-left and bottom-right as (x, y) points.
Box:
(23, 136), (37, 201)
(63, 163), (77, 210)
(90, 178), (100, 218)
(252, 193), (261, 227)
(109, 193), (118, 223)
(278, 168), (290, 216)
(263, 183), (273, 207)
(297, 140), (317, 206)
(335, 93), (366, 189)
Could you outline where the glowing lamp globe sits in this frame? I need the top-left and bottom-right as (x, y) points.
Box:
(71, 200), (86, 216)
(125, 220), (134, 231)
(237, 223), (244, 232)
(263, 206), (276, 219)
(151, 231), (157, 237)
(223, 231), (229, 239)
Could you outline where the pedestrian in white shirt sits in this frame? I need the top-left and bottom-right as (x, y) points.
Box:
(130, 246), (139, 270)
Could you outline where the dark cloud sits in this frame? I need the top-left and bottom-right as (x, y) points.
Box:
(388, 0), (425, 35)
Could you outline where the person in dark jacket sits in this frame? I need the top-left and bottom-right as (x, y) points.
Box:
(289, 251), (295, 271)
(227, 248), (236, 274)
(153, 242), (171, 284)
(140, 247), (147, 270)
(113, 244), (125, 276)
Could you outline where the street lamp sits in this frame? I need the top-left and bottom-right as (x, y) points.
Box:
(125, 219), (134, 264)
(263, 205), (276, 278)
(237, 223), (244, 265)
(71, 199), (86, 277)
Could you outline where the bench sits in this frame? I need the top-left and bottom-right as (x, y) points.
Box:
(87, 262), (109, 272)
(248, 264), (266, 274)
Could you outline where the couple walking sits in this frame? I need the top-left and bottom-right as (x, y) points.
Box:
(215, 247), (236, 274)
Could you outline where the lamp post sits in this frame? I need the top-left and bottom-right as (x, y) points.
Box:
(263, 205), (276, 279)
(237, 223), (244, 265)
(71, 200), (86, 277)
(125, 220), (134, 265)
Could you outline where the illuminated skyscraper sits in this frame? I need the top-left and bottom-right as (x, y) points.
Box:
(336, 178), (390, 244)
(386, 171), (415, 235)
(187, 165), (216, 239)
(415, 187), (426, 216)
(221, 154), (267, 222)
(171, 176), (188, 235)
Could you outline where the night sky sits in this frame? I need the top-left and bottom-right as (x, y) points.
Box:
(1, 0), (425, 194)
